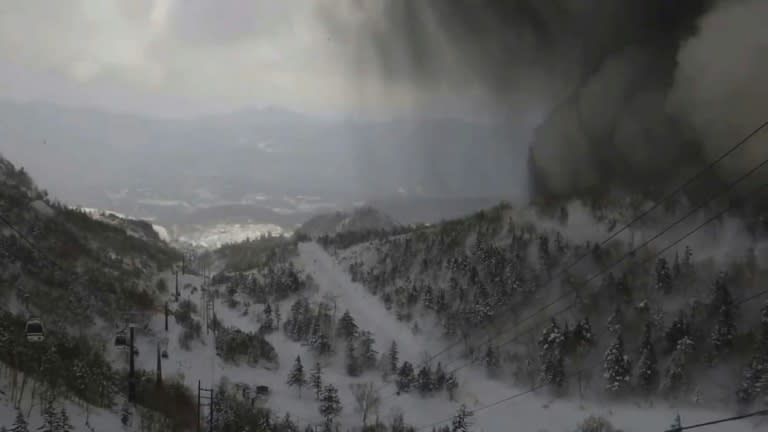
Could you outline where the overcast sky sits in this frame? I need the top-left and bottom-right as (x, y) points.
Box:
(0, 0), (453, 118)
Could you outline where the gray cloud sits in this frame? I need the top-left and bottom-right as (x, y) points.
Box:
(323, 0), (768, 205)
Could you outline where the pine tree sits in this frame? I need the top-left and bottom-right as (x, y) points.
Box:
(310, 362), (324, 401)
(388, 341), (400, 374)
(607, 306), (623, 335)
(665, 312), (691, 354)
(663, 336), (695, 395)
(423, 285), (434, 310)
(120, 402), (132, 426)
(59, 408), (73, 432)
(396, 361), (415, 393)
(38, 402), (56, 432)
(484, 345), (500, 372)
(275, 302), (282, 329)
(319, 385), (342, 425)
(571, 317), (594, 353)
(287, 355), (307, 397)
(538, 319), (566, 388)
(338, 310), (359, 341)
(637, 323), (658, 392)
(450, 404), (473, 432)
(416, 365), (433, 394)
(603, 333), (632, 393)
(358, 330), (378, 370)
(263, 302), (274, 331)
(310, 328), (333, 356)
(656, 257), (673, 294)
(669, 413), (682, 432)
(445, 373), (459, 401)
(346, 340), (361, 377)
(10, 410), (28, 432)
(736, 301), (768, 403)
(433, 362), (447, 391)
(711, 284), (735, 356)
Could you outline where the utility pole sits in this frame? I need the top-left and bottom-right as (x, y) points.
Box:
(156, 342), (162, 385)
(128, 326), (136, 403)
(197, 380), (214, 432)
(165, 302), (169, 331)
(175, 270), (180, 300)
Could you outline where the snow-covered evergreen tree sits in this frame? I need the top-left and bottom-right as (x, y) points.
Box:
(637, 323), (658, 392)
(711, 282), (736, 356)
(38, 402), (56, 432)
(263, 302), (274, 331)
(603, 333), (632, 393)
(338, 310), (359, 341)
(310, 362), (324, 401)
(275, 302), (282, 329)
(445, 373), (459, 401)
(319, 385), (342, 425)
(484, 345), (500, 372)
(358, 330), (378, 370)
(10, 410), (27, 432)
(416, 365), (433, 394)
(669, 413), (682, 432)
(656, 257), (672, 294)
(397, 361), (415, 393)
(607, 306), (623, 336)
(665, 312), (691, 354)
(538, 319), (566, 388)
(736, 301), (768, 403)
(433, 362), (447, 391)
(451, 404), (473, 432)
(663, 336), (695, 395)
(388, 341), (400, 374)
(58, 408), (73, 432)
(346, 340), (361, 377)
(287, 355), (307, 397)
(569, 317), (594, 354)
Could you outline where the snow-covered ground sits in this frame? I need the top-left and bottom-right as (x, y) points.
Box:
(13, 244), (761, 431)
(0, 374), (125, 431)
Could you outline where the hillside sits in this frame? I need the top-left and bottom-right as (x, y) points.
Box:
(297, 206), (399, 238)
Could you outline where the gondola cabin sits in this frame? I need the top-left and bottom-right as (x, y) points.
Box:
(114, 331), (128, 349)
(25, 318), (45, 342)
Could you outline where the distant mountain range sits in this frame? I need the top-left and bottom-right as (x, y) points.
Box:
(0, 100), (527, 218)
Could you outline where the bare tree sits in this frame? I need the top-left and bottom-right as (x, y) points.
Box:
(350, 382), (381, 428)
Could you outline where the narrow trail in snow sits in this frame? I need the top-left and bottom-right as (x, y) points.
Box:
(298, 242), (435, 362)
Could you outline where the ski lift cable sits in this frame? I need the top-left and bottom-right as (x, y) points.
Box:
(412, 183), (768, 430)
(414, 285), (768, 432)
(380, 154), (768, 398)
(385, 189), (757, 403)
(438, 173), (768, 377)
(377, 119), (768, 391)
(664, 409), (768, 432)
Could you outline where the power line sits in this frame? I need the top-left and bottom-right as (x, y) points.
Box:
(382, 119), (768, 387)
(433, 158), (768, 376)
(665, 409), (768, 432)
(414, 181), (768, 431)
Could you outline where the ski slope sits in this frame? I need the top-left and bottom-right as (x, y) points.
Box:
(49, 246), (763, 432)
(292, 242), (765, 432)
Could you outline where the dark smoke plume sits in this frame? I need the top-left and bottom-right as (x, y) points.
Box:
(320, 0), (768, 205)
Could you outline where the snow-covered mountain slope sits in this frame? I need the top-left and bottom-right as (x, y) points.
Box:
(190, 239), (764, 431)
(297, 206), (399, 238)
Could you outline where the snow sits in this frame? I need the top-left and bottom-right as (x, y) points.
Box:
(0, 374), (125, 432)
(7, 244), (759, 431)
